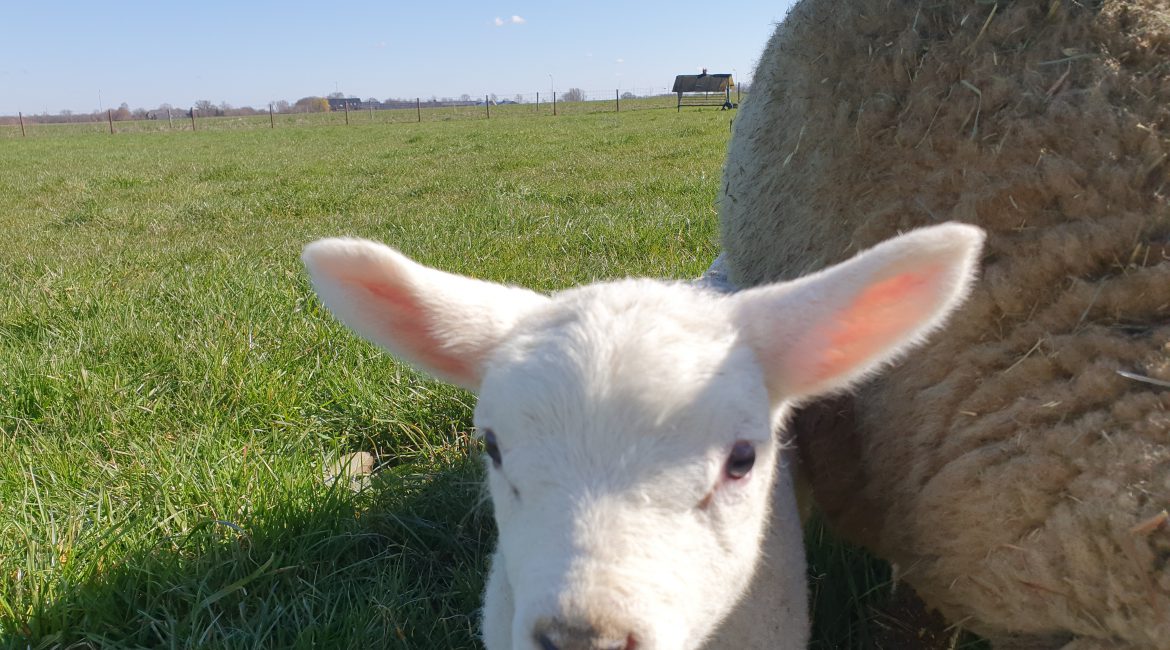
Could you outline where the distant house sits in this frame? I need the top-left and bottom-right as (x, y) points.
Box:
(672, 70), (735, 111)
(327, 97), (362, 111)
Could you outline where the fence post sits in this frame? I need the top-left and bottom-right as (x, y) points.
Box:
(167, 108), (173, 129)
(417, 97), (421, 123)
(343, 100), (349, 125)
(107, 109), (114, 134)
(18, 112), (25, 137)
(486, 95), (490, 119)
(536, 91), (539, 112)
(553, 91), (557, 116)
(616, 89), (619, 112)
(269, 105), (275, 129)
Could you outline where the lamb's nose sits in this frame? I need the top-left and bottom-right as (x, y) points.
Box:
(533, 619), (637, 650)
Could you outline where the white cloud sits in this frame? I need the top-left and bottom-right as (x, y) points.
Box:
(493, 15), (525, 27)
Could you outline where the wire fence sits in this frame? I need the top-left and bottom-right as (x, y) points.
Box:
(1, 86), (744, 139)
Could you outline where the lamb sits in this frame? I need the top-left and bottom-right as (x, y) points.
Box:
(301, 223), (983, 649)
(720, 0), (1170, 647)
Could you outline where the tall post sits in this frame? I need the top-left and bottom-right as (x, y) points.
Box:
(536, 91), (539, 112)
(616, 89), (620, 112)
(417, 97), (421, 123)
(108, 109), (115, 134)
(343, 99), (349, 125)
(18, 112), (25, 137)
(553, 91), (557, 116)
(269, 105), (275, 128)
(486, 95), (490, 119)
(190, 108), (197, 131)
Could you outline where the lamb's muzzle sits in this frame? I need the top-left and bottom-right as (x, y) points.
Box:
(533, 618), (637, 650)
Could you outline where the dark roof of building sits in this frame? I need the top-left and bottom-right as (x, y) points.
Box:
(672, 73), (733, 93)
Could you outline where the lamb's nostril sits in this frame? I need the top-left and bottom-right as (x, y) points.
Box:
(537, 632), (559, 650)
(533, 620), (635, 650)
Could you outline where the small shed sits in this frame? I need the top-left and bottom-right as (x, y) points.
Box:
(672, 70), (735, 111)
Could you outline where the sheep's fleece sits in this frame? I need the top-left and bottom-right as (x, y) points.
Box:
(721, 0), (1170, 647)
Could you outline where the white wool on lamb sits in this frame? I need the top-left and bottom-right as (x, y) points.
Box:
(720, 0), (1170, 647)
(303, 224), (983, 650)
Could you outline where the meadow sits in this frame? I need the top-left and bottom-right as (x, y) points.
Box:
(0, 107), (979, 648)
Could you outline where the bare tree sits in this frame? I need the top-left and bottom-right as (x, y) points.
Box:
(563, 87), (585, 102)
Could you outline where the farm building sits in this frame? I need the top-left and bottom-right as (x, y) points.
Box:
(672, 70), (735, 111)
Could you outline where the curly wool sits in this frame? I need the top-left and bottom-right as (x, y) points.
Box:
(720, 0), (1170, 647)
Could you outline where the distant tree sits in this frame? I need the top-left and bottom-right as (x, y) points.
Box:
(563, 87), (585, 102)
(489, 93), (498, 103)
(294, 96), (329, 113)
(366, 97), (379, 104)
(327, 92), (345, 99)
(193, 99), (216, 115)
(620, 91), (637, 100)
(514, 93), (524, 104)
(112, 102), (132, 121)
(459, 93), (471, 102)
(274, 100), (291, 113)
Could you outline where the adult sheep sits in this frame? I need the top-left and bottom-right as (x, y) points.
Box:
(721, 0), (1170, 647)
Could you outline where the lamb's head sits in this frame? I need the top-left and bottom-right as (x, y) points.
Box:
(301, 222), (984, 650)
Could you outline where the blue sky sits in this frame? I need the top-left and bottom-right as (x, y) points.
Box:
(0, 1), (796, 115)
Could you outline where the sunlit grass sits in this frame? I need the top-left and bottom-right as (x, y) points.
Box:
(0, 107), (978, 648)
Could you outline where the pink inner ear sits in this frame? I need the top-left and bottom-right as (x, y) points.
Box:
(359, 279), (475, 384)
(808, 266), (942, 382)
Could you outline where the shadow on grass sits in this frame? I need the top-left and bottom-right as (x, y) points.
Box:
(5, 460), (990, 649)
(806, 517), (990, 650)
(2, 455), (493, 650)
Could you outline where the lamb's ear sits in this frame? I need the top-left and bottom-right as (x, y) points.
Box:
(302, 238), (550, 392)
(733, 223), (985, 401)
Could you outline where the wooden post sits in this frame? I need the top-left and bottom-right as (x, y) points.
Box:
(18, 112), (25, 137)
(616, 89), (620, 112)
(536, 92), (539, 112)
(190, 108), (197, 131)
(416, 97), (421, 123)
(553, 91), (557, 116)
(486, 95), (490, 119)
(343, 99), (349, 125)
(107, 109), (114, 134)
(269, 105), (275, 129)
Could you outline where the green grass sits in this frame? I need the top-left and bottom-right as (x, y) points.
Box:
(1, 108), (977, 648)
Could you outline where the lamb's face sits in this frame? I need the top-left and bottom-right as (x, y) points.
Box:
(474, 281), (782, 650)
(301, 223), (984, 650)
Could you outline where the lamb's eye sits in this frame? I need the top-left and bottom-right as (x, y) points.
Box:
(724, 441), (755, 479)
(483, 429), (502, 468)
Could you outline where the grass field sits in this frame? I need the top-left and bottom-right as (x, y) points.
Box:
(0, 107), (980, 648)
